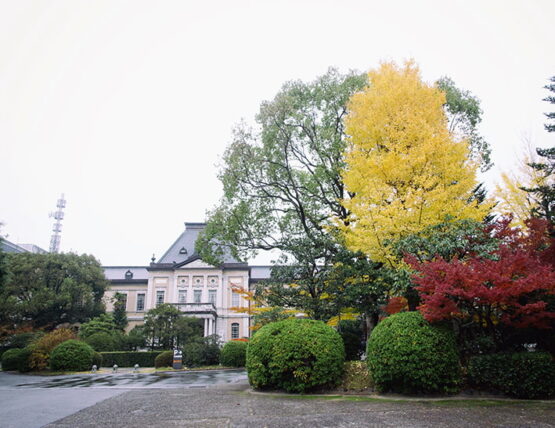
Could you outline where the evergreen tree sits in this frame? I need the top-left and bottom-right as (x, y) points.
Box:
(113, 292), (128, 331)
(544, 75), (555, 133)
(522, 76), (555, 224)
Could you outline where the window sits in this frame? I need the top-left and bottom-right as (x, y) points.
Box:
(231, 291), (240, 307)
(156, 290), (165, 306)
(208, 290), (217, 305)
(194, 289), (202, 303)
(231, 322), (240, 339)
(178, 289), (187, 304)
(136, 293), (145, 311)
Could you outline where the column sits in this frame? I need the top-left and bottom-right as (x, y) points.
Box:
(208, 318), (212, 336)
(203, 318), (208, 337)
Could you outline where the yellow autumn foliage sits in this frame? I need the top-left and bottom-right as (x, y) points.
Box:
(341, 61), (491, 264)
(494, 142), (548, 228)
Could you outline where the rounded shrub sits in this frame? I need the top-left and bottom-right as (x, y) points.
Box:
(367, 311), (461, 394)
(220, 341), (247, 367)
(246, 319), (345, 393)
(50, 340), (94, 371)
(155, 350), (174, 368)
(1, 348), (24, 371)
(84, 332), (118, 352)
(16, 346), (34, 372)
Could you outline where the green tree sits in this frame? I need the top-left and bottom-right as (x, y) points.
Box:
(1, 252), (107, 333)
(198, 67), (491, 322)
(174, 316), (203, 347)
(522, 76), (555, 224)
(544, 75), (555, 133)
(79, 314), (118, 338)
(197, 69), (367, 320)
(436, 76), (492, 171)
(112, 292), (128, 331)
(125, 325), (146, 351)
(143, 304), (181, 350)
(142, 304), (203, 350)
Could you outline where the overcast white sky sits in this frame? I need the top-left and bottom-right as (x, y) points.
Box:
(1, 0), (554, 265)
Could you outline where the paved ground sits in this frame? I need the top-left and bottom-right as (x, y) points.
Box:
(1, 370), (554, 428)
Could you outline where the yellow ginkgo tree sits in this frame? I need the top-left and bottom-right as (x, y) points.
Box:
(494, 140), (550, 228)
(341, 61), (492, 265)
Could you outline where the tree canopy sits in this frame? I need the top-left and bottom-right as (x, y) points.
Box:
(341, 61), (492, 266)
(0, 252), (107, 334)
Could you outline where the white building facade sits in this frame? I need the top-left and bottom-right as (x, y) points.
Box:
(103, 222), (270, 343)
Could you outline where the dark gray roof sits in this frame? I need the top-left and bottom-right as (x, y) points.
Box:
(104, 266), (149, 281)
(157, 222), (241, 265)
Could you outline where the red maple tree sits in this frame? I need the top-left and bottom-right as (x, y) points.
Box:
(407, 218), (555, 335)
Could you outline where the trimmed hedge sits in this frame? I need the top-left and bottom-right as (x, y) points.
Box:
(246, 319), (345, 393)
(220, 341), (247, 367)
(92, 352), (103, 368)
(155, 351), (174, 368)
(468, 352), (555, 399)
(99, 351), (165, 367)
(367, 311), (461, 394)
(50, 340), (95, 371)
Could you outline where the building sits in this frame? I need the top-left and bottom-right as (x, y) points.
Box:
(103, 222), (271, 342)
(0, 238), (47, 254)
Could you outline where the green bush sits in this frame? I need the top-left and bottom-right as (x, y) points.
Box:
(468, 352), (555, 399)
(155, 350), (174, 368)
(246, 319), (345, 393)
(367, 311), (461, 394)
(340, 361), (374, 392)
(99, 351), (164, 367)
(1, 348), (23, 371)
(182, 336), (220, 367)
(84, 332), (118, 352)
(220, 341), (247, 367)
(2, 346), (35, 372)
(50, 340), (95, 371)
(17, 346), (34, 372)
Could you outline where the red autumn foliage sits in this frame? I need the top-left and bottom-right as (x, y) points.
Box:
(407, 218), (555, 331)
(384, 296), (408, 315)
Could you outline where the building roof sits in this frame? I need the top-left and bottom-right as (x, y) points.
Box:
(250, 265), (273, 280)
(0, 239), (46, 254)
(157, 222), (241, 265)
(103, 266), (149, 281)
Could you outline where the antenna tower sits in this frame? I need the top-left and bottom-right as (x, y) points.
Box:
(49, 193), (66, 253)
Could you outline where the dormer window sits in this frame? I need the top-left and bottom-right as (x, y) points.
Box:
(179, 247), (188, 255)
(125, 270), (133, 280)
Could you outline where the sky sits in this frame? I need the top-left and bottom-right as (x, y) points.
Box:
(1, 0), (554, 266)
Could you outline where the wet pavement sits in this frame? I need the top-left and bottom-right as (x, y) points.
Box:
(0, 369), (248, 428)
(4, 368), (247, 389)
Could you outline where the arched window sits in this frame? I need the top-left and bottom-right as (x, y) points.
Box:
(231, 323), (240, 339)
